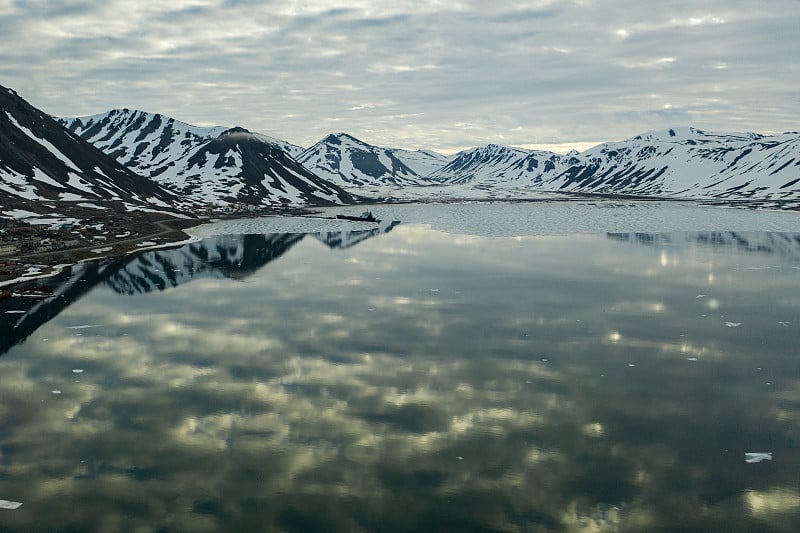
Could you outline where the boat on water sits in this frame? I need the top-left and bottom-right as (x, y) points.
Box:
(336, 211), (379, 223)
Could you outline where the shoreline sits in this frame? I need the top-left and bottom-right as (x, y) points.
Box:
(0, 216), (206, 290)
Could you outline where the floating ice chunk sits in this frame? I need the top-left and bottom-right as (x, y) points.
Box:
(745, 452), (772, 463)
(0, 499), (22, 510)
(51, 390), (62, 395)
(72, 369), (83, 374)
(778, 321), (790, 326)
(687, 357), (698, 361)
(725, 322), (741, 328)
(457, 456), (464, 460)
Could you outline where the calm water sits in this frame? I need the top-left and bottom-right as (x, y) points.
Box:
(1, 205), (800, 532)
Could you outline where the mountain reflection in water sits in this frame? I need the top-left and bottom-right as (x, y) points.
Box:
(0, 224), (400, 354)
(0, 225), (798, 532)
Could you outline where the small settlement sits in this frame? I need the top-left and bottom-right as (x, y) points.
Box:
(0, 211), (191, 285)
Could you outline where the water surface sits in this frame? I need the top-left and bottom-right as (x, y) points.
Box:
(1, 204), (799, 532)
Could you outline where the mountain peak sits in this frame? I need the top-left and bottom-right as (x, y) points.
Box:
(323, 133), (342, 145)
(323, 132), (366, 146)
(219, 126), (256, 140)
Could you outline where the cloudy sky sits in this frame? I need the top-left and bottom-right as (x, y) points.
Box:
(1, 0), (798, 153)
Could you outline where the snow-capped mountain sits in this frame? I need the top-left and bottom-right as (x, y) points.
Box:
(60, 109), (225, 173)
(60, 110), (352, 207)
(427, 144), (559, 185)
(0, 85), (176, 211)
(163, 126), (354, 206)
(541, 127), (800, 202)
(297, 133), (448, 188)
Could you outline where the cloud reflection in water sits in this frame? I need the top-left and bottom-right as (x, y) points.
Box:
(1, 226), (799, 531)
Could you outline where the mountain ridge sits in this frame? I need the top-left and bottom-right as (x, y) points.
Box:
(0, 85), (178, 212)
(296, 132), (447, 188)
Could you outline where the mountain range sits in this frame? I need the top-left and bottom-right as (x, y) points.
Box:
(1, 83), (800, 215)
(59, 109), (355, 207)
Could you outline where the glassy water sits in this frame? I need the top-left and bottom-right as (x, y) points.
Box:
(1, 206), (799, 531)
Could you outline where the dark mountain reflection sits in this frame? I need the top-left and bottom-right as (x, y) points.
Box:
(607, 231), (800, 259)
(1, 225), (799, 532)
(104, 233), (306, 295)
(0, 225), (398, 355)
(315, 220), (401, 249)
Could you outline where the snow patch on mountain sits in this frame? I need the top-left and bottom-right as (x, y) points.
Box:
(298, 133), (447, 189)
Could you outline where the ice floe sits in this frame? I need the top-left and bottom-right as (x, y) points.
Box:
(0, 500), (22, 510)
(745, 452), (773, 463)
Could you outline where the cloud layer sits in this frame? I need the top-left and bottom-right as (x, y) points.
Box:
(1, 1), (798, 152)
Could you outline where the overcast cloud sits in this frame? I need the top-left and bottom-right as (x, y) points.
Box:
(1, 0), (798, 153)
